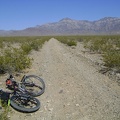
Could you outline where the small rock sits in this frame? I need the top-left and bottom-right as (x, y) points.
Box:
(67, 103), (70, 106)
(48, 108), (53, 111)
(47, 100), (50, 103)
(116, 73), (120, 78)
(76, 104), (80, 107)
(7, 115), (11, 118)
(59, 89), (63, 94)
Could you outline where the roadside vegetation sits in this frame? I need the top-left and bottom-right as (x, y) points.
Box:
(0, 100), (10, 120)
(0, 36), (51, 73)
(0, 35), (119, 73)
(55, 35), (120, 71)
(81, 35), (120, 70)
(55, 36), (77, 46)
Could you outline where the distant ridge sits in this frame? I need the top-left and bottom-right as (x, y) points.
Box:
(0, 17), (120, 36)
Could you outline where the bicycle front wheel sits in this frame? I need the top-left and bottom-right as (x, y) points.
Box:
(10, 95), (40, 113)
(22, 75), (45, 97)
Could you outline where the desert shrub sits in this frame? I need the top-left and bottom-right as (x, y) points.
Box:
(55, 36), (77, 46)
(30, 39), (44, 51)
(21, 42), (32, 54)
(83, 39), (108, 53)
(0, 106), (10, 120)
(67, 40), (77, 46)
(0, 41), (4, 48)
(82, 36), (120, 52)
(103, 51), (120, 69)
(21, 38), (48, 53)
(0, 36), (50, 73)
(91, 39), (106, 52)
(0, 47), (31, 72)
(58, 38), (68, 44)
(0, 100), (10, 120)
(30, 41), (39, 51)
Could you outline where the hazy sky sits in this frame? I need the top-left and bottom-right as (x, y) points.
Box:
(0, 0), (120, 30)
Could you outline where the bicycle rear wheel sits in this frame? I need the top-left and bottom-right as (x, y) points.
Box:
(22, 75), (45, 97)
(10, 95), (40, 113)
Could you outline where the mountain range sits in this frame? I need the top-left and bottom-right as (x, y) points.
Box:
(0, 17), (120, 36)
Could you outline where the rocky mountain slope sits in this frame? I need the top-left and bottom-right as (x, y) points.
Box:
(0, 17), (120, 36)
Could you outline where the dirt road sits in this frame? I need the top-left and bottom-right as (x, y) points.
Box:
(10, 38), (120, 120)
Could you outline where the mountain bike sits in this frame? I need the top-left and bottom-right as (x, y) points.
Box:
(0, 74), (45, 112)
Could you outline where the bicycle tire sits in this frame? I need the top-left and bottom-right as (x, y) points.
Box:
(10, 95), (40, 113)
(22, 75), (45, 97)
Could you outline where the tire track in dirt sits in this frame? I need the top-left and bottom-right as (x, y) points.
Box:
(10, 38), (120, 120)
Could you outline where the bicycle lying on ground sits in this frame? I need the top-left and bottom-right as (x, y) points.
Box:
(0, 74), (45, 113)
